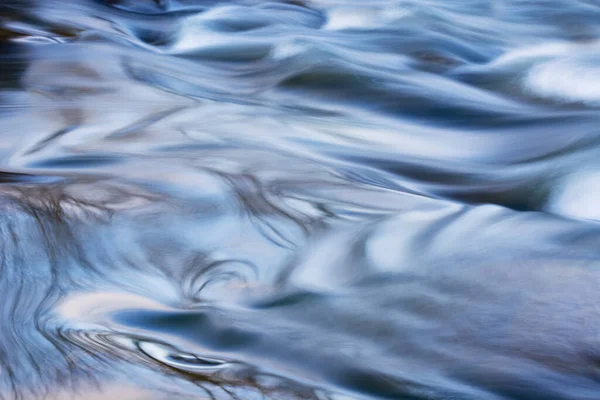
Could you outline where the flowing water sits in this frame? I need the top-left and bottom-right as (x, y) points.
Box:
(2, 0), (600, 399)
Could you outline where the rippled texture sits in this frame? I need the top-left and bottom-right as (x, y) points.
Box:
(2, 0), (600, 399)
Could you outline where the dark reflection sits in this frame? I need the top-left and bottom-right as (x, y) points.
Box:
(0, 178), (329, 399)
(0, 173), (599, 399)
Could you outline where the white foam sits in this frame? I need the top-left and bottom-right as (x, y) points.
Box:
(491, 40), (600, 105)
(548, 170), (600, 221)
(525, 55), (600, 105)
(323, 5), (412, 30)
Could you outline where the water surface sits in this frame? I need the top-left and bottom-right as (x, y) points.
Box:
(1, 1), (600, 399)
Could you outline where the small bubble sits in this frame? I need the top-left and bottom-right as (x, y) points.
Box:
(137, 340), (230, 373)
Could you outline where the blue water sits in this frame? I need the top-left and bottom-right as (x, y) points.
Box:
(1, 1), (600, 399)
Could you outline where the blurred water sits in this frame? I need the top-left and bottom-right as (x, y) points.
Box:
(2, 0), (600, 399)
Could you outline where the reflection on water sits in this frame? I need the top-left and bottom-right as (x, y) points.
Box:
(2, 0), (600, 398)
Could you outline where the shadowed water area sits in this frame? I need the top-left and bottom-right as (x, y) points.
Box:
(1, 0), (600, 399)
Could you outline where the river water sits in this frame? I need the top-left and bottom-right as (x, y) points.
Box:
(1, 1), (600, 399)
